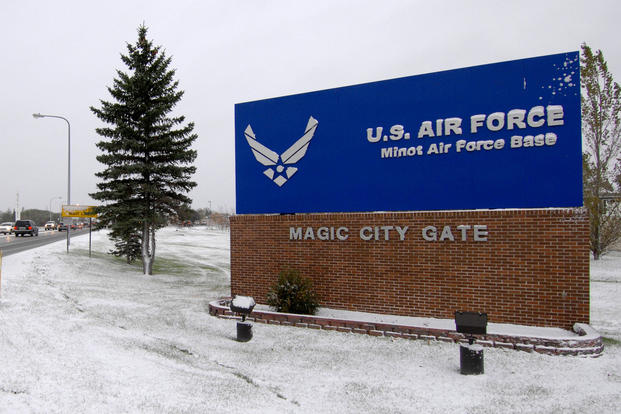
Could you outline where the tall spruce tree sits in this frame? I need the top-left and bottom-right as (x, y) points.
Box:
(581, 43), (621, 259)
(91, 25), (197, 274)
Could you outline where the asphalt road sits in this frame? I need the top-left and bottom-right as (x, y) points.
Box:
(0, 228), (92, 257)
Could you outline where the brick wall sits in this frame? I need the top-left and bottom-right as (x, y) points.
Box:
(230, 209), (589, 329)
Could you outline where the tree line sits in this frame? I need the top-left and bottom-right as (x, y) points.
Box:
(0, 209), (61, 225)
(0, 206), (216, 228)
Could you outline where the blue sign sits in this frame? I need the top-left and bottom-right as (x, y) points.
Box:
(235, 52), (582, 214)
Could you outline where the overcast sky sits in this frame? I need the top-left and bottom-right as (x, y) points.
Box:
(2, 0), (620, 214)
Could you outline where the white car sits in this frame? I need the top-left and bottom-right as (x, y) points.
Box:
(0, 222), (13, 235)
(44, 221), (57, 231)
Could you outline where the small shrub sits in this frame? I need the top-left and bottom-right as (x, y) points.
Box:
(267, 269), (319, 315)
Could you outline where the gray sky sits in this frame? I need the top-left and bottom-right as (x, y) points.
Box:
(2, 0), (620, 214)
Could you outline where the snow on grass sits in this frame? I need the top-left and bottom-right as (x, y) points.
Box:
(590, 250), (621, 342)
(0, 227), (619, 413)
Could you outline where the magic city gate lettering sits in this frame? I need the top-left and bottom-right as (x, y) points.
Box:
(289, 226), (350, 241)
(289, 225), (488, 242)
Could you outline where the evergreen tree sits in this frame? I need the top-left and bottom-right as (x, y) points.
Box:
(177, 203), (201, 223)
(581, 43), (621, 259)
(91, 25), (197, 274)
(109, 226), (143, 264)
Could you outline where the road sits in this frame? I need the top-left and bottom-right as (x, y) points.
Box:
(0, 228), (92, 257)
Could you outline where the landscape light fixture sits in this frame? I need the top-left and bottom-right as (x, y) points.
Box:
(455, 311), (488, 375)
(32, 113), (71, 252)
(230, 295), (256, 342)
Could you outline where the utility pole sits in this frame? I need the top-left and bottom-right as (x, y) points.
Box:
(15, 193), (20, 221)
(33, 113), (71, 253)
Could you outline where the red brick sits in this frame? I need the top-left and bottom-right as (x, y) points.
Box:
(230, 209), (589, 330)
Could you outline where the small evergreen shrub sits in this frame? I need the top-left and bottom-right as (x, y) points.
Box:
(267, 269), (319, 315)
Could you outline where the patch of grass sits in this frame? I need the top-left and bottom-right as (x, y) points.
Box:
(152, 256), (193, 275)
(69, 248), (221, 277)
(67, 249), (146, 276)
(68, 248), (128, 264)
(152, 256), (218, 277)
(67, 248), (106, 259)
(602, 337), (621, 347)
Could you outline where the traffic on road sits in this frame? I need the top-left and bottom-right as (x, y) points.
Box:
(0, 223), (92, 257)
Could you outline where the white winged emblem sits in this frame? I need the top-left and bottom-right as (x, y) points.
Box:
(244, 116), (318, 187)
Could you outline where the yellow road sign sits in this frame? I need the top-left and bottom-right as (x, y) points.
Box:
(61, 204), (97, 218)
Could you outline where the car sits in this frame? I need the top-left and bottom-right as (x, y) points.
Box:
(58, 223), (67, 231)
(44, 221), (57, 231)
(13, 219), (39, 237)
(0, 222), (13, 235)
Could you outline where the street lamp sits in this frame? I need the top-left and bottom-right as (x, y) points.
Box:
(48, 196), (62, 221)
(33, 113), (71, 252)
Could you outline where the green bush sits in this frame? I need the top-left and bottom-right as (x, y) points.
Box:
(267, 269), (319, 315)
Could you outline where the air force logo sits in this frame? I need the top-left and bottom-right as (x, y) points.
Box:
(244, 116), (318, 187)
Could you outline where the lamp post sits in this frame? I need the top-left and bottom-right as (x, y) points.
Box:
(48, 196), (62, 221)
(33, 113), (71, 252)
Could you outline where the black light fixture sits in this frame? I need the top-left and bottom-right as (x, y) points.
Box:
(230, 295), (256, 342)
(455, 311), (487, 375)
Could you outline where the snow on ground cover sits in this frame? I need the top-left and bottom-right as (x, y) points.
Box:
(590, 250), (621, 341)
(312, 308), (579, 339)
(0, 227), (618, 413)
(590, 250), (621, 282)
(252, 306), (579, 339)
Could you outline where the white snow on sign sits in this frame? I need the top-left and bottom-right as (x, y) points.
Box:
(232, 295), (255, 309)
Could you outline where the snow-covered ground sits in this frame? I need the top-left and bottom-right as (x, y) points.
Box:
(0, 227), (619, 413)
